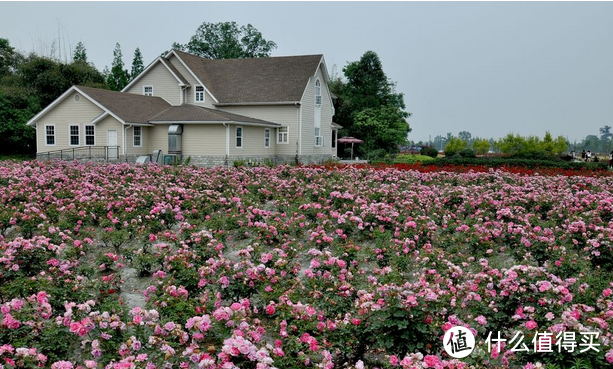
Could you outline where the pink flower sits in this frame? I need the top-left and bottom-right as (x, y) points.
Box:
(475, 315), (487, 325)
(423, 355), (442, 368)
(265, 304), (275, 315)
(603, 288), (612, 297)
(525, 320), (538, 330)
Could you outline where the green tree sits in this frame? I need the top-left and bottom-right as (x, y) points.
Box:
(184, 22), (277, 59)
(330, 51), (411, 156)
(553, 136), (568, 155)
(106, 43), (130, 91)
(130, 47), (144, 81)
(0, 38), (107, 154)
(444, 136), (467, 157)
(472, 138), (490, 155)
(352, 104), (410, 158)
(73, 42), (87, 63)
(458, 131), (472, 143)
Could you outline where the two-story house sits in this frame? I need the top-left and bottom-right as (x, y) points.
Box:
(27, 49), (339, 166)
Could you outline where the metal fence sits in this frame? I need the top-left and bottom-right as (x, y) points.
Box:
(37, 146), (121, 162)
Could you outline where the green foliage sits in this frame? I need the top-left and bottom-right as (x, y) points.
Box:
(444, 137), (468, 157)
(472, 138), (490, 155)
(425, 156), (609, 171)
(183, 22), (277, 59)
(421, 146), (439, 158)
(107, 43), (130, 91)
(496, 132), (568, 156)
(393, 154), (435, 164)
(458, 148), (476, 158)
(331, 51), (411, 156)
(233, 159), (246, 167)
(0, 38), (107, 154)
(130, 47), (144, 81)
(353, 104), (410, 156)
(73, 41), (87, 63)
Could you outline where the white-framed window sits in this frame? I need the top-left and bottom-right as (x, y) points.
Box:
(133, 126), (142, 147)
(143, 86), (153, 96)
(264, 128), (271, 148)
(277, 126), (289, 144)
(195, 86), (204, 102)
(85, 125), (95, 146)
(69, 125), (80, 146)
(45, 125), (55, 146)
(315, 79), (322, 106)
(314, 127), (324, 147)
(236, 126), (243, 148)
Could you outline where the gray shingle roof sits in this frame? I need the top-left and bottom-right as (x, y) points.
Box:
(77, 86), (171, 124)
(173, 50), (323, 104)
(150, 105), (280, 126)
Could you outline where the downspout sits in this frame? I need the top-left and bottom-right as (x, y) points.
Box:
(124, 125), (132, 161)
(296, 102), (302, 157)
(223, 123), (230, 167)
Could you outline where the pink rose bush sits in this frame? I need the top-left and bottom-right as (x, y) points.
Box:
(0, 160), (612, 367)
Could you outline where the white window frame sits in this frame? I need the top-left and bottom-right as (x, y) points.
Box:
(331, 130), (337, 149)
(195, 86), (205, 102)
(69, 124), (80, 146)
(314, 127), (324, 147)
(264, 128), (271, 148)
(133, 126), (142, 147)
(143, 86), (153, 96)
(85, 125), (95, 146)
(236, 126), (243, 149)
(45, 125), (56, 146)
(315, 79), (322, 106)
(277, 126), (289, 144)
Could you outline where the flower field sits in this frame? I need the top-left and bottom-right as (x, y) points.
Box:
(1, 160), (613, 369)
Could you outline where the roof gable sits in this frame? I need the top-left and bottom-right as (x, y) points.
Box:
(76, 86), (171, 124)
(122, 56), (189, 93)
(172, 50), (324, 105)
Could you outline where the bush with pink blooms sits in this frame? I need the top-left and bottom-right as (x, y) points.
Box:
(0, 160), (612, 368)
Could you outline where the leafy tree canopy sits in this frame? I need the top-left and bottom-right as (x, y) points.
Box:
(130, 47), (144, 81)
(330, 51), (411, 157)
(178, 22), (277, 59)
(73, 42), (87, 63)
(0, 38), (107, 154)
(106, 43), (130, 91)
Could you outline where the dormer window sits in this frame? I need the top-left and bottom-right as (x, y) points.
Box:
(195, 86), (204, 102)
(144, 86), (153, 96)
(315, 79), (322, 106)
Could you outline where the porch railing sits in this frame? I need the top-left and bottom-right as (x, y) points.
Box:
(37, 146), (122, 162)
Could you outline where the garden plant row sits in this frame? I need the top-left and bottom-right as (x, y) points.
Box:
(0, 160), (612, 369)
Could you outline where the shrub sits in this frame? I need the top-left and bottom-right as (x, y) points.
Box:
(458, 148), (476, 158)
(421, 146), (439, 158)
(444, 137), (468, 157)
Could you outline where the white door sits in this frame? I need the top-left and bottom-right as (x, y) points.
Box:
(107, 130), (118, 159)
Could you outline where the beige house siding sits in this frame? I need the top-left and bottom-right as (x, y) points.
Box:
(300, 64), (333, 156)
(182, 125), (226, 156)
(221, 105), (299, 156)
(166, 55), (216, 108)
(125, 62), (181, 105)
(149, 124), (169, 153)
(35, 92), (105, 152)
(124, 126), (150, 156)
(228, 125), (276, 156)
(96, 116), (125, 148)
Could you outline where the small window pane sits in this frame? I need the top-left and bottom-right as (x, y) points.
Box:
(195, 86), (204, 102)
(236, 127), (243, 148)
(133, 126), (142, 146)
(46, 126), (55, 145)
(144, 86), (153, 96)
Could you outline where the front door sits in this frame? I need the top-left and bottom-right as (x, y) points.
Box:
(107, 130), (118, 159)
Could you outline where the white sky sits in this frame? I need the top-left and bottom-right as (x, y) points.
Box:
(2, 1), (613, 143)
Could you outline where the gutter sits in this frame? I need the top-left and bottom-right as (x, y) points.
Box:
(214, 101), (299, 107)
(124, 125), (132, 158)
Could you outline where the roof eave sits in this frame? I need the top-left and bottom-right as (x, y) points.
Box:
(213, 101), (300, 107)
(149, 120), (281, 127)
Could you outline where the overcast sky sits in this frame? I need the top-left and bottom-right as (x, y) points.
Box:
(2, 1), (613, 143)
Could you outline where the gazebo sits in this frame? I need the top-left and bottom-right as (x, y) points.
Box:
(337, 137), (364, 160)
